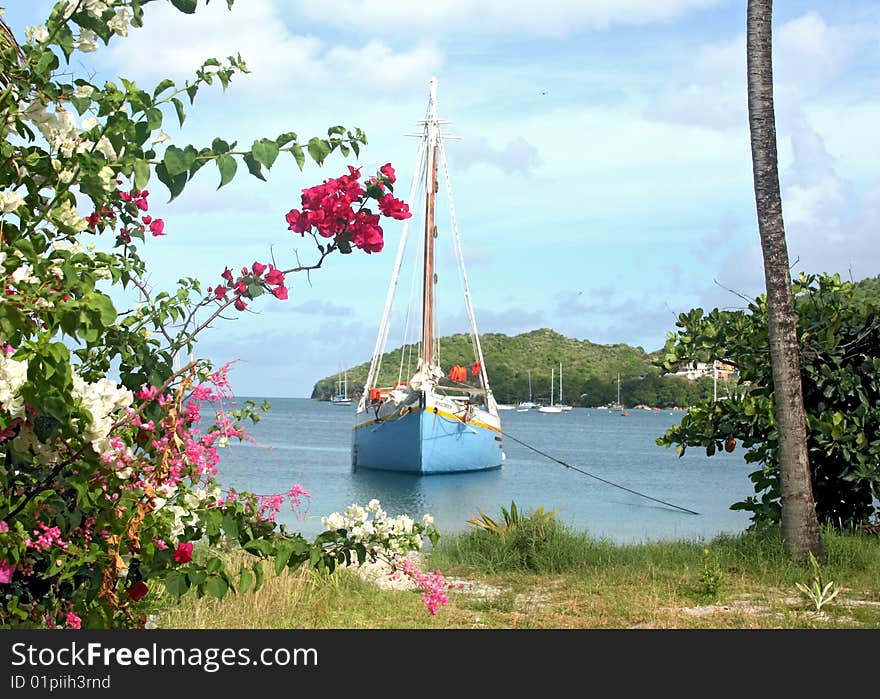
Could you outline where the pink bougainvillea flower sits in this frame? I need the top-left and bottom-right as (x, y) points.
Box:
(173, 541), (194, 564)
(378, 194), (411, 220)
(252, 262), (267, 276)
(65, 613), (82, 630)
(149, 219), (165, 237)
(380, 163), (396, 183)
(265, 267), (284, 286)
(0, 560), (16, 584)
(271, 285), (288, 300)
(127, 581), (149, 601)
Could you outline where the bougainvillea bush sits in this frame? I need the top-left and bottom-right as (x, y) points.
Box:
(0, 0), (444, 629)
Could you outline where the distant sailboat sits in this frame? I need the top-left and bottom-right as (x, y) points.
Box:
(557, 362), (572, 411)
(611, 372), (627, 414)
(538, 366), (564, 413)
(330, 369), (352, 405)
(516, 369), (536, 411)
(352, 78), (503, 474)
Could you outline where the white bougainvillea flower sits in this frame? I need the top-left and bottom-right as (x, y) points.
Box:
(74, 29), (99, 53)
(25, 25), (49, 44)
(0, 189), (24, 214)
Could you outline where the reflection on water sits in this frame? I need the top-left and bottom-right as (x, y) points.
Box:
(217, 398), (756, 544)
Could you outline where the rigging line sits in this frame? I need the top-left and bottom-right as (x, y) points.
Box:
(438, 138), (491, 397)
(397, 198), (423, 386)
(361, 138), (427, 407)
(499, 429), (701, 516)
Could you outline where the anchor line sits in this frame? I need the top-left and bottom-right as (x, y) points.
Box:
(498, 429), (701, 516)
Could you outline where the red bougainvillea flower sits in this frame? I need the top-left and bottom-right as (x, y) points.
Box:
(214, 286), (228, 300)
(271, 285), (288, 300)
(127, 581), (149, 601)
(234, 298), (247, 311)
(221, 267), (234, 283)
(149, 219), (165, 237)
(380, 163), (396, 183)
(378, 194), (411, 220)
(173, 541), (194, 564)
(265, 267), (285, 286)
(252, 262), (267, 276)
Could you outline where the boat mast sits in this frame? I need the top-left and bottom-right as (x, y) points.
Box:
(420, 78), (439, 369)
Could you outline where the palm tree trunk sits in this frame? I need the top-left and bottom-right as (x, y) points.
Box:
(746, 0), (824, 562)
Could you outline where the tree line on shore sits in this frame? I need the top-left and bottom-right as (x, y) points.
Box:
(311, 327), (730, 408)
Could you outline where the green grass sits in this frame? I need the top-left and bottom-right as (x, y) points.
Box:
(152, 524), (880, 629)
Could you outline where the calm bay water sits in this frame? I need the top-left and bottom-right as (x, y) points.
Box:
(217, 398), (755, 544)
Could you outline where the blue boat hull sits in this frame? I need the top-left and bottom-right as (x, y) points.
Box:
(352, 408), (502, 474)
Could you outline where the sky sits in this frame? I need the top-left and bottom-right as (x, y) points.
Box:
(7, 0), (880, 397)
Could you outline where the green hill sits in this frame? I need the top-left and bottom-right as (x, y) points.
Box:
(311, 328), (715, 407)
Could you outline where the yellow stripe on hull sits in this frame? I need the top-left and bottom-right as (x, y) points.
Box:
(354, 405), (501, 434)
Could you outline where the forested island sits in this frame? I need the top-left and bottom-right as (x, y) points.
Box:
(310, 328), (722, 407)
(313, 275), (880, 408)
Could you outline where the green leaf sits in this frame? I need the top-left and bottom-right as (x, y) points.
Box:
(252, 561), (264, 592)
(205, 575), (228, 600)
(222, 513), (239, 540)
(170, 0), (198, 13)
(155, 162), (187, 201)
(89, 293), (117, 325)
(133, 158), (151, 189)
(239, 567), (253, 594)
(153, 78), (175, 98)
(276, 132), (297, 147)
(307, 137), (332, 165)
(243, 153), (266, 181)
(216, 153), (237, 188)
(172, 97), (186, 126)
(251, 138), (279, 170)
(146, 107), (163, 130)
(274, 540), (295, 575)
(206, 556), (222, 574)
(163, 145), (195, 177)
(290, 144), (305, 171)
(165, 570), (188, 598)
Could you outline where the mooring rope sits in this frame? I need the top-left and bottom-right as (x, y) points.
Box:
(499, 429), (701, 516)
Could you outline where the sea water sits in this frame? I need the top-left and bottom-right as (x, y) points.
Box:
(217, 398), (756, 544)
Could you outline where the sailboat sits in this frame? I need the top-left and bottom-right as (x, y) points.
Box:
(538, 366), (564, 413)
(352, 78), (504, 474)
(516, 369), (536, 411)
(610, 372), (627, 414)
(330, 369), (352, 405)
(557, 362), (572, 411)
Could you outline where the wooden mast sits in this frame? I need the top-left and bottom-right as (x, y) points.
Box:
(420, 78), (439, 368)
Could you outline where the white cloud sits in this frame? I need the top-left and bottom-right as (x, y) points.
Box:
(650, 11), (876, 131)
(99, 0), (442, 99)
(451, 135), (542, 175)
